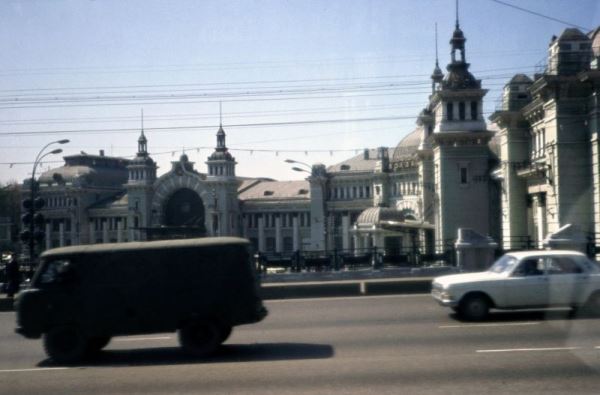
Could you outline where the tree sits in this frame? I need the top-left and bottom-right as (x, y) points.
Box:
(0, 182), (22, 252)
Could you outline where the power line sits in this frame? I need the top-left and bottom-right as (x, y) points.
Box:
(490, 0), (592, 31)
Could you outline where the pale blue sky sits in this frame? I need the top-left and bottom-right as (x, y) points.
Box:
(1, 0), (598, 183)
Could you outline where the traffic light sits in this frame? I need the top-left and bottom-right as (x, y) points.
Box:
(21, 197), (46, 247)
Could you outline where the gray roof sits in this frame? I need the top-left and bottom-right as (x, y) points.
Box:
(557, 28), (589, 42)
(328, 148), (394, 173)
(392, 129), (420, 162)
(239, 180), (310, 201)
(509, 74), (533, 84)
(88, 192), (128, 210)
(356, 207), (405, 226)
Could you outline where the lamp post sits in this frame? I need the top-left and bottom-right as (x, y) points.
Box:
(287, 159), (330, 255)
(24, 139), (69, 271)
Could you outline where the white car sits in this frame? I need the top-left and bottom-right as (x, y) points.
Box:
(432, 250), (600, 320)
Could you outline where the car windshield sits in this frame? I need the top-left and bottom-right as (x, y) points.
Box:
(488, 255), (518, 273)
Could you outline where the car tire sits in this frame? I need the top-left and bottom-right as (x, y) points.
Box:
(178, 321), (222, 357)
(458, 295), (489, 321)
(43, 326), (87, 364)
(85, 336), (111, 355)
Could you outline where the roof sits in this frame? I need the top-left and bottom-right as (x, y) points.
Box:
(238, 180), (310, 201)
(328, 148), (394, 173)
(88, 192), (128, 210)
(392, 129), (420, 162)
(509, 74), (533, 84)
(356, 207), (405, 226)
(557, 28), (589, 42)
(41, 237), (250, 258)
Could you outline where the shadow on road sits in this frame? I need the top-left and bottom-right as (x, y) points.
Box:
(38, 342), (334, 368)
(451, 308), (600, 323)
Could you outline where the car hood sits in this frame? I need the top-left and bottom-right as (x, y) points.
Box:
(433, 271), (503, 287)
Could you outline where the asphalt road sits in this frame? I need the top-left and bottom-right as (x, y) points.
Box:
(2, 295), (600, 394)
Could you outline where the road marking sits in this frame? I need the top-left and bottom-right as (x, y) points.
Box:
(477, 347), (580, 353)
(0, 367), (71, 374)
(267, 293), (429, 303)
(114, 336), (172, 342)
(440, 322), (541, 329)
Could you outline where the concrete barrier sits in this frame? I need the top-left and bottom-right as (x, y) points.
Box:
(0, 277), (434, 312)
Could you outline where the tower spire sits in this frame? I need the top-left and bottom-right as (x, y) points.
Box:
(431, 22), (444, 93)
(137, 108), (148, 155)
(456, 0), (459, 29)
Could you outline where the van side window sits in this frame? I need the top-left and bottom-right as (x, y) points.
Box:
(39, 260), (72, 284)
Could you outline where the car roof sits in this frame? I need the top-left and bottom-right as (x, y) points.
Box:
(40, 237), (250, 258)
(504, 250), (588, 259)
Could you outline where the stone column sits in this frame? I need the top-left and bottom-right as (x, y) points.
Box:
(117, 219), (124, 243)
(45, 222), (51, 250)
(275, 216), (282, 253)
(242, 216), (249, 238)
(455, 228), (498, 272)
(89, 223), (95, 244)
(59, 222), (65, 247)
(258, 216), (265, 252)
(342, 215), (350, 251)
(102, 220), (108, 243)
(292, 216), (300, 251)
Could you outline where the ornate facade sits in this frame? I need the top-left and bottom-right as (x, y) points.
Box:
(23, 19), (508, 258)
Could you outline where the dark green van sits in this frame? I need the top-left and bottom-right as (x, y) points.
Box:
(15, 237), (267, 363)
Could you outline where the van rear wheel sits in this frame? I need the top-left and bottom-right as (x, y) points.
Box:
(43, 326), (87, 364)
(178, 321), (222, 357)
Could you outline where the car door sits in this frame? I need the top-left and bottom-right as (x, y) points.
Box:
(505, 257), (548, 307)
(546, 256), (588, 306)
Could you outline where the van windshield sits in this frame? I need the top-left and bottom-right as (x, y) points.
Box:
(34, 259), (73, 286)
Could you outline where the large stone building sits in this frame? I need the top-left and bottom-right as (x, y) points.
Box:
(22, 18), (510, 259)
(491, 27), (600, 252)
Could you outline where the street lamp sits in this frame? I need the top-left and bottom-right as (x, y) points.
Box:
(23, 139), (69, 272)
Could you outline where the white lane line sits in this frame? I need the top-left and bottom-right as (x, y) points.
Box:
(0, 367), (71, 373)
(267, 293), (429, 303)
(114, 336), (172, 342)
(477, 347), (580, 353)
(440, 322), (541, 329)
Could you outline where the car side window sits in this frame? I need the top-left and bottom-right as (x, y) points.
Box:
(514, 259), (544, 276)
(39, 259), (72, 284)
(546, 257), (583, 275)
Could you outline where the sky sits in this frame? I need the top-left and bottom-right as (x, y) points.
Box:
(0, 0), (598, 184)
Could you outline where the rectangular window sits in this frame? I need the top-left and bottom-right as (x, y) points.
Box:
(365, 186), (370, 198)
(470, 101), (478, 120)
(460, 167), (468, 185)
(459, 102), (466, 120)
(447, 102), (454, 121)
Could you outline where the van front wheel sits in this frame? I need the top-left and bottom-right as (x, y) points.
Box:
(43, 326), (87, 364)
(178, 321), (222, 357)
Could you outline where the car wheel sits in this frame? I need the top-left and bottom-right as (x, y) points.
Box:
(43, 326), (87, 364)
(459, 295), (489, 321)
(178, 321), (222, 357)
(85, 336), (111, 355)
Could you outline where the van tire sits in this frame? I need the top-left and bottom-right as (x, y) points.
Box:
(85, 336), (111, 354)
(178, 321), (221, 357)
(219, 325), (233, 343)
(43, 326), (87, 364)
